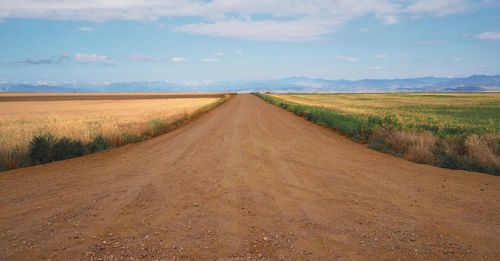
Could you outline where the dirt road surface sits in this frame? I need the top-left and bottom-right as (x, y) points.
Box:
(1, 94), (499, 260)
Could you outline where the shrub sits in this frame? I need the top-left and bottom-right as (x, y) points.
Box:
(29, 134), (56, 164)
(29, 134), (87, 164)
(368, 115), (384, 128)
(150, 119), (169, 136)
(369, 138), (392, 153)
(121, 133), (142, 144)
(382, 115), (402, 130)
(87, 135), (110, 153)
(434, 147), (499, 176)
(53, 137), (87, 161)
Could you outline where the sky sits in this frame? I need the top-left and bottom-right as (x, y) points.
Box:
(0, 0), (500, 84)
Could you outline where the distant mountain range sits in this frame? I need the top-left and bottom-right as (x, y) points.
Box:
(1, 75), (500, 93)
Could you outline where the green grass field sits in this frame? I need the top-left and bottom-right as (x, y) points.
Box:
(267, 93), (500, 137)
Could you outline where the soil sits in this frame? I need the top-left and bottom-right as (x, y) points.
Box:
(0, 94), (498, 260)
(0, 94), (225, 102)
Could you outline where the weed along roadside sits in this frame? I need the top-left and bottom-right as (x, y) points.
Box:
(0, 93), (235, 172)
(252, 92), (500, 175)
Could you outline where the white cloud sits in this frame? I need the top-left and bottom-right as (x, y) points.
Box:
(475, 32), (500, 40)
(215, 52), (225, 57)
(79, 26), (94, 32)
(378, 14), (399, 25)
(412, 40), (448, 45)
(170, 57), (188, 62)
(371, 66), (382, 70)
(129, 54), (152, 62)
(235, 49), (244, 54)
(336, 56), (358, 62)
(73, 53), (114, 64)
(406, 0), (474, 16)
(23, 58), (54, 65)
(0, 0), (488, 42)
(375, 54), (388, 59)
(201, 58), (219, 63)
(0, 1), (401, 22)
(176, 19), (339, 42)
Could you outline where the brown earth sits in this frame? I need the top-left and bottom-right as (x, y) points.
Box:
(0, 94), (499, 260)
(0, 93), (225, 102)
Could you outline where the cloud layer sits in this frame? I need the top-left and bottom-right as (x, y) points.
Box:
(201, 58), (219, 63)
(19, 53), (113, 65)
(73, 53), (114, 64)
(0, 0), (486, 42)
(475, 32), (500, 40)
(336, 56), (359, 62)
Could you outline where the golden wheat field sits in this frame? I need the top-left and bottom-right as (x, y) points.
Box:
(0, 93), (226, 169)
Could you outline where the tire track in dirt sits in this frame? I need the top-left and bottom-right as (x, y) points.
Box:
(0, 94), (499, 260)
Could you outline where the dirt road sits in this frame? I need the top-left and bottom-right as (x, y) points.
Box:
(1, 94), (499, 260)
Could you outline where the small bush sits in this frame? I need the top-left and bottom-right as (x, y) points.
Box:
(53, 137), (87, 161)
(369, 138), (392, 153)
(29, 134), (87, 164)
(121, 133), (142, 144)
(150, 119), (169, 136)
(434, 147), (499, 176)
(87, 135), (110, 153)
(368, 115), (384, 128)
(29, 134), (56, 164)
(382, 115), (402, 130)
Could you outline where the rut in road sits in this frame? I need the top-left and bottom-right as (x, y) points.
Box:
(0, 94), (499, 260)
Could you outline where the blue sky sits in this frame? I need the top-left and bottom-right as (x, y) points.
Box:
(0, 0), (500, 84)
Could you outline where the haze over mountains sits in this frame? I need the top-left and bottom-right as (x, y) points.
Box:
(1, 75), (500, 93)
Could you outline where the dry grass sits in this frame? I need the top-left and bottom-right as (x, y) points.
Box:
(372, 128), (438, 164)
(465, 135), (499, 165)
(0, 94), (226, 170)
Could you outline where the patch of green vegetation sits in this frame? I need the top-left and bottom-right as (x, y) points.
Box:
(29, 134), (87, 164)
(391, 94), (464, 98)
(150, 118), (169, 136)
(433, 146), (499, 176)
(122, 133), (142, 144)
(397, 104), (500, 136)
(29, 134), (111, 165)
(274, 92), (500, 137)
(87, 135), (110, 153)
(368, 138), (402, 157)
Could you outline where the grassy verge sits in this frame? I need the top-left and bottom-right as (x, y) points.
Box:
(0, 93), (235, 172)
(253, 93), (499, 176)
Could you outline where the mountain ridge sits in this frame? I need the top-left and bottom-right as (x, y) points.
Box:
(1, 75), (499, 93)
